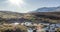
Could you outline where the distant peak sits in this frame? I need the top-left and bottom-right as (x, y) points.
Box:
(30, 6), (60, 12)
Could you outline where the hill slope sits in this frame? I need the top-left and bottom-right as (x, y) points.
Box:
(0, 11), (60, 23)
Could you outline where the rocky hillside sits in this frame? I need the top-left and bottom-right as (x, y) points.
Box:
(0, 11), (60, 23)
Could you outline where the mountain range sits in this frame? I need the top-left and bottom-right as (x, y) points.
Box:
(32, 6), (60, 12)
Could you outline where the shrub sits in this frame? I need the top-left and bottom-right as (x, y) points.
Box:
(0, 24), (27, 32)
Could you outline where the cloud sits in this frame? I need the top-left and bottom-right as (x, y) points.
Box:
(0, 0), (28, 13)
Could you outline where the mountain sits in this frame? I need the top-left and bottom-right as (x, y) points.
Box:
(34, 6), (60, 12)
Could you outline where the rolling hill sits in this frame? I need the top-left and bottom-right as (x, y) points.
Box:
(0, 11), (60, 23)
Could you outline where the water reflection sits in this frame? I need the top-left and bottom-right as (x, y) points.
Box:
(28, 28), (33, 32)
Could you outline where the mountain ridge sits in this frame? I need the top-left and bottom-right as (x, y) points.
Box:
(32, 6), (60, 12)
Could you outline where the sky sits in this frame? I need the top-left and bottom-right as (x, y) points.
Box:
(0, 0), (60, 13)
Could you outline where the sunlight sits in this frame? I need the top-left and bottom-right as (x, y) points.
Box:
(8, 0), (24, 6)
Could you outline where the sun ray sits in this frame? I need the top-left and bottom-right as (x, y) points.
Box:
(8, 0), (24, 6)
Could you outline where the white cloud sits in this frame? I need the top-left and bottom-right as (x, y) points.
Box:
(0, 0), (29, 13)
